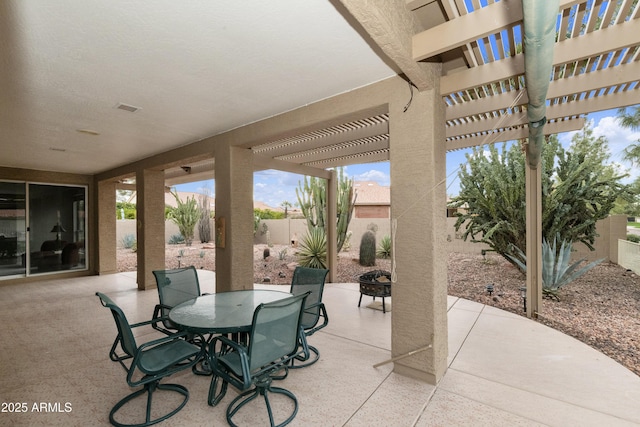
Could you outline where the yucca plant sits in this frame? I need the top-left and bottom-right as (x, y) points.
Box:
(377, 235), (392, 259)
(297, 227), (327, 269)
(508, 234), (604, 300)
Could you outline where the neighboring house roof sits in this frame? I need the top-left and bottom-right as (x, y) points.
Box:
(353, 181), (390, 206)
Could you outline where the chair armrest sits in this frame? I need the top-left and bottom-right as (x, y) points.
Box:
(305, 303), (329, 336)
(137, 330), (201, 351)
(150, 304), (176, 334)
(130, 317), (169, 329)
(209, 335), (252, 390)
(211, 335), (248, 361)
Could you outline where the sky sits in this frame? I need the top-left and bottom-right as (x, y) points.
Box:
(174, 108), (640, 209)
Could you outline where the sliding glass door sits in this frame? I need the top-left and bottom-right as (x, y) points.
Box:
(0, 181), (87, 279)
(0, 182), (26, 277)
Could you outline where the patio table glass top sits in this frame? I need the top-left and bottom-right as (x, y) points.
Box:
(168, 289), (292, 334)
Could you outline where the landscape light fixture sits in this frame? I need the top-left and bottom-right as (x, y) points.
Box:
(485, 284), (494, 296)
(520, 286), (527, 313)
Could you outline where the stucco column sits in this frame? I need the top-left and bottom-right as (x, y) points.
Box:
(97, 179), (117, 274)
(326, 169), (338, 283)
(214, 145), (254, 292)
(136, 169), (165, 290)
(389, 75), (448, 384)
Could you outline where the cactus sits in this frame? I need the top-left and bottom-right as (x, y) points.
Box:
(168, 189), (200, 246)
(296, 167), (356, 253)
(359, 230), (376, 267)
(197, 190), (212, 243)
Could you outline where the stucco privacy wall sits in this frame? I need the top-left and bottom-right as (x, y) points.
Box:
(116, 215), (626, 264)
(619, 239), (640, 274)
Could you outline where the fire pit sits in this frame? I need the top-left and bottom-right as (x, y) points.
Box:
(358, 270), (392, 313)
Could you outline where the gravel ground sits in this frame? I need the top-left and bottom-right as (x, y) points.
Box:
(117, 243), (640, 377)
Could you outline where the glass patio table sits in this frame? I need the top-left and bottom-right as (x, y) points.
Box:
(168, 289), (292, 334)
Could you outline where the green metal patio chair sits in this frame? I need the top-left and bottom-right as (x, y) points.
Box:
(96, 292), (205, 427)
(288, 266), (329, 368)
(152, 266), (212, 375)
(152, 266), (203, 335)
(207, 292), (310, 427)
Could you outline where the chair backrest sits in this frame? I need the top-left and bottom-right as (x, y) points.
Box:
(153, 266), (201, 315)
(247, 293), (308, 372)
(96, 292), (137, 357)
(290, 267), (329, 330)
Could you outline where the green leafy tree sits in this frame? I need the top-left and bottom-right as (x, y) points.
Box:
(167, 189), (200, 246)
(254, 208), (285, 220)
(615, 105), (640, 216)
(295, 167), (356, 253)
(449, 125), (628, 268)
(617, 105), (640, 165)
(116, 201), (137, 219)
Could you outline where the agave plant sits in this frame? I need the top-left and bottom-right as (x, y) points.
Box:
(297, 227), (327, 269)
(508, 235), (604, 300)
(377, 235), (392, 259)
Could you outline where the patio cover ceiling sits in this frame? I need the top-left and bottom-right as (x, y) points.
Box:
(0, 1), (637, 185)
(163, 0), (640, 185)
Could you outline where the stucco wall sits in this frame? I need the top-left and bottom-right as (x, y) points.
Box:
(116, 214), (626, 263)
(445, 215), (626, 262)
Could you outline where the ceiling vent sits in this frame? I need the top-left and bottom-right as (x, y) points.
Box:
(115, 103), (141, 113)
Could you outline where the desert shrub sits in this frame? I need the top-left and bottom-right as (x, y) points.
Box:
(627, 234), (640, 243)
(254, 208), (285, 220)
(121, 234), (136, 249)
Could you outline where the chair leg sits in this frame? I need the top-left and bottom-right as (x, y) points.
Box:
(109, 381), (189, 427)
(226, 381), (298, 427)
(289, 345), (320, 369)
(208, 373), (229, 406)
(358, 293), (363, 307)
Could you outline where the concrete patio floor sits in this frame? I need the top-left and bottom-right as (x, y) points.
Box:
(1, 270), (639, 426)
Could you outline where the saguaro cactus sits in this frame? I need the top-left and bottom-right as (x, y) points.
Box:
(296, 167), (356, 253)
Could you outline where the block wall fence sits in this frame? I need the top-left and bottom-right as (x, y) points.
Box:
(116, 214), (627, 264)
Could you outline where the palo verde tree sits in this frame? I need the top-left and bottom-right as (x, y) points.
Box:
(449, 124), (628, 268)
(295, 167), (356, 253)
(167, 189), (200, 246)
